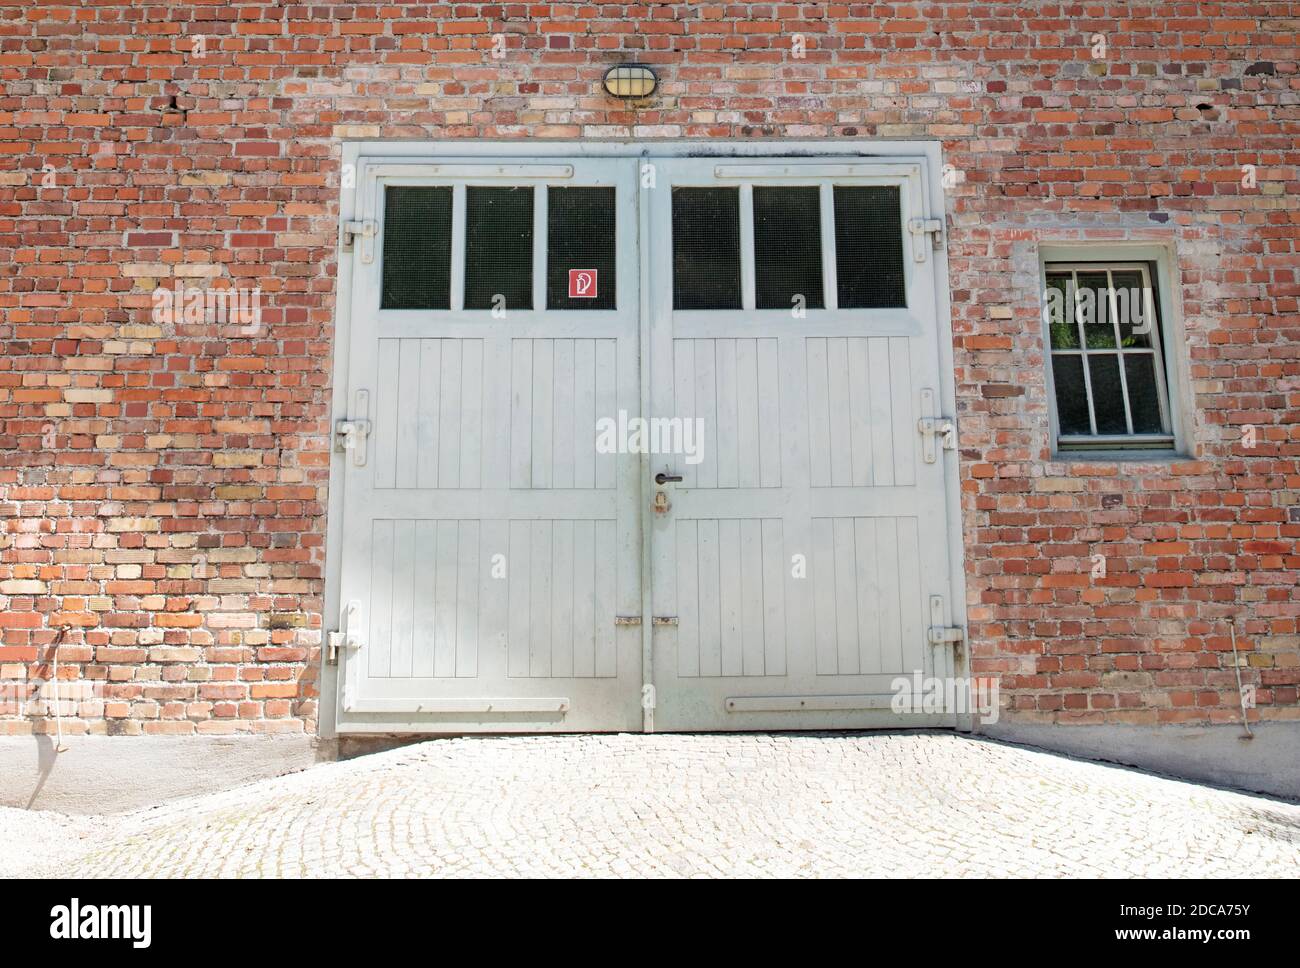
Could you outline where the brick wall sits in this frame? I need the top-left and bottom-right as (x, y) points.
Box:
(0, 3), (1295, 737)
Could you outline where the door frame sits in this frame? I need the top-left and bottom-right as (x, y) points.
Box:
(320, 139), (967, 739)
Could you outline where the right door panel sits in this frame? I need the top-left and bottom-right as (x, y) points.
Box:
(647, 158), (959, 731)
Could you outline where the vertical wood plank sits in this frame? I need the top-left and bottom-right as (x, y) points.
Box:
(460, 339), (483, 490)
(890, 337), (915, 486)
(550, 519), (574, 678)
(412, 519), (437, 677)
(455, 520), (480, 677)
(389, 518), (416, 677)
(867, 337), (895, 486)
(827, 336), (852, 487)
(812, 516), (837, 675)
(529, 520), (553, 677)
(573, 339), (596, 489)
(736, 338), (760, 489)
(806, 337), (831, 488)
(433, 519), (458, 678)
(715, 338), (739, 489)
(507, 520), (530, 677)
(571, 519), (595, 678)
(876, 517), (904, 672)
(675, 519), (700, 678)
(740, 518), (765, 676)
(438, 339), (462, 489)
(416, 339), (442, 489)
(854, 517), (883, 676)
(718, 518), (743, 675)
(509, 339), (532, 490)
(369, 519), (395, 677)
(394, 339), (421, 489)
(531, 340), (554, 490)
(847, 338), (872, 487)
(674, 339), (697, 489)
(593, 519), (616, 677)
(479, 519), (509, 679)
(552, 338), (576, 489)
(833, 516), (859, 675)
(374, 340), (400, 489)
(696, 518), (722, 676)
(694, 341), (718, 489)
(594, 339), (617, 490)
(761, 518), (786, 676)
(756, 338), (781, 488)
(896, 516), (924, 675)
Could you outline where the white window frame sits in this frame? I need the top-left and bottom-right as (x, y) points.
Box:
(1039, 244), (1189, 458)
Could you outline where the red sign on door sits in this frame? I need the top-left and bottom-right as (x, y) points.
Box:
(568, 269), (598, 299)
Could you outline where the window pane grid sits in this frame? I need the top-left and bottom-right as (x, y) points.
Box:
(1046, 262), (1173, 447)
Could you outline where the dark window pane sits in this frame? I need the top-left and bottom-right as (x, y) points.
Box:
(1111, 269), (1154, 348)
(1051, 355), (1091, 435)
(1087, 354), (1128, 434)
(382, 186), (452, 310)
(1045, 272), (1078, 348)
(547, 187), (616, 310)
(465, 186), (533, 311)
(1124, 354), (1164, 433)
(673, 188), (741, 310)
(754, 186), (823, 310)
(834, 186), (905, 309)
(1075, 271), (1115, 348)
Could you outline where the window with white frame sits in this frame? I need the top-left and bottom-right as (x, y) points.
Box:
(1042, 262), (1174, 451)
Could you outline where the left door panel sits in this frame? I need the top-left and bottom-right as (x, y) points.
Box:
(334, 158), (643, 733)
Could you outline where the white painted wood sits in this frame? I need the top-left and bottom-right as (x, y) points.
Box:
(715, 338), (739, 489)
(552, 339), (576, 489)
(573, 340), (596, 489)
(333, 150), (960, 733)
(334, 158), (642, 730)
(647, 156), (959, 730)
(756, 339), (781, 488)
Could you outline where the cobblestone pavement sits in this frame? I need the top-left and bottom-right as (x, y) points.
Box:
(7, 733), (1300, 877)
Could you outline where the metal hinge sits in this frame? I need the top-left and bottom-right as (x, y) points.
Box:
(917, 388), (956, 463)
(928, 595), (964, 658)
(917, 416), (957, 462)
(334, 419), (371, 453)
(927, 626), (965, 646)
(341, 219), (374, 248)
(342, 219), (376, 263)
(334, 389), (371, 467)
(328, 599), (363, 664)
(908, 217), (944, 261)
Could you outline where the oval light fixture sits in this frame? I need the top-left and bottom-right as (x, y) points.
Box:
(602, 64), (657, 99)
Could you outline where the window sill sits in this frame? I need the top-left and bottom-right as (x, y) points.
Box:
(1052, 448), (1187, 464)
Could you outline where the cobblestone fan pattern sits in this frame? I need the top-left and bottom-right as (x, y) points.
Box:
(0, 5), (1296, 738)
(10, 735), (1300, 878)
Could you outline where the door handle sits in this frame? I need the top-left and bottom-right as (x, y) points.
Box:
(654, 472), (683, 485)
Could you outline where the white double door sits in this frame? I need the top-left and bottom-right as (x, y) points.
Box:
(334, 152), (960, 734)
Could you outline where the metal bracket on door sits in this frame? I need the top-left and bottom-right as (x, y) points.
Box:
(334, 389), (372, 467)
(908, 217), (944, 261)
(927, 595), (964, 659)
(917, 388), (956, 463)
(328, 599), (363, 664)
(342, 219), (376, 263)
